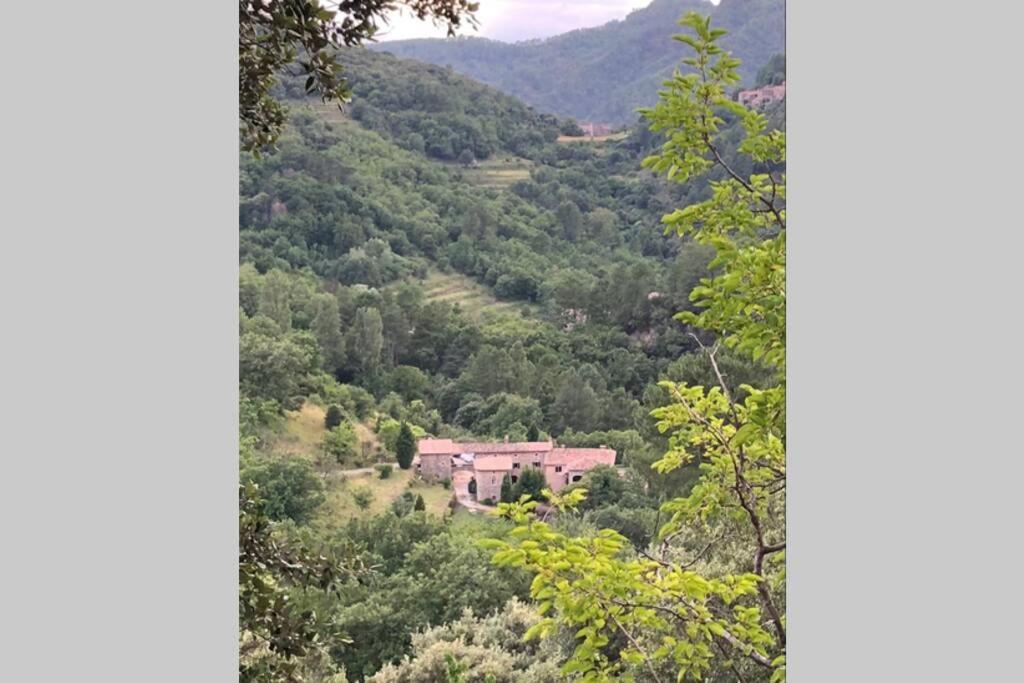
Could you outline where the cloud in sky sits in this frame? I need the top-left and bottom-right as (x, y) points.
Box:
(373, 0), (718, 43)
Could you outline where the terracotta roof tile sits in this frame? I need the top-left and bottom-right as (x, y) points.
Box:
(458, 441), (552, 454)
(546, 447), (616, 470)
(473, 456), (513, 471)
(417, 438), (455, 454)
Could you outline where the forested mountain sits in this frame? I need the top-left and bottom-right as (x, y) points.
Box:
(373, 0), (784, 123)
(240, 15), (785, 678)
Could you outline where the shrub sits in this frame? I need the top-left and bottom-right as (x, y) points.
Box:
(480, 498), (495, 506)
(376, 464), (393, 479)
(414, 494), (426, 511)
(352, 486), (374, 510)
(322, 423), (358, 464)
(391, 491), (416, 517)
(324, 404), (344, 429)
(442, 479), (451, 490)
(240, 458), (325, 524)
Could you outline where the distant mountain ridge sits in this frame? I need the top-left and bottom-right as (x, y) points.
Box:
(373, 0), (784, 124)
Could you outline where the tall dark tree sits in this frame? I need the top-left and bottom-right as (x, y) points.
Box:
(526, 423), (540, 442)
(395, 421), (415, 469)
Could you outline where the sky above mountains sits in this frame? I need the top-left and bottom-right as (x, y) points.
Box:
(375, 0), (718, 43)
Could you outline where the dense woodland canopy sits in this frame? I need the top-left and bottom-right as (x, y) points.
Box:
(239, 4), (784, 681)
(375, 0), (784, 123)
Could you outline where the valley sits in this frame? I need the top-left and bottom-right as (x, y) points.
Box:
(239, 3), (785, 681)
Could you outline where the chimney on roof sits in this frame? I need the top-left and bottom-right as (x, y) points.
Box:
(504, 434), (509, 443)
(600, 444), (607, 449)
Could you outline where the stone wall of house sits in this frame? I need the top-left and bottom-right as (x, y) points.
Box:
(419, 454), (452, 481)
(475, 471), (504, 502)
(544, 464), (570, 492)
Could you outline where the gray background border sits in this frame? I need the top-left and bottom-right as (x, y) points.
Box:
(789, 0), (1022, 679)
(2, 0), (1021, 679)
(2, 0), (238, 679)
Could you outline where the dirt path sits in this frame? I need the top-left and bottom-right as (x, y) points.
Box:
(451, 470), (493, 514)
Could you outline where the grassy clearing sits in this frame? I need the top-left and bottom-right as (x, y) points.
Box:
(458, 154), (533, 190)
(419, 269), (537, 324)
(271, 403), (386, 468)
(556, 132), (629, 144)
(302, 100), (350, 126)
(314, 467), (454, 532)
(271, 403), (327, 461)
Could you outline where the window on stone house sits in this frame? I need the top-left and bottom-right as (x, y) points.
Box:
(532, 461), (540, 468)
(512, 462), (520, 469)
(555, 465), (563, 473)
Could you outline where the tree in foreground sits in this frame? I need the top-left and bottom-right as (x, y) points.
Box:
(395, 421), (416, 469)
(240, 0), (478, 153)
(487, 13), (786, 682)
(239, 483), (355, 680)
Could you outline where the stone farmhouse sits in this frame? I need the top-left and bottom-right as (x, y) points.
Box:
(416, 437), (616, 503)
(738, 81), (786, 109)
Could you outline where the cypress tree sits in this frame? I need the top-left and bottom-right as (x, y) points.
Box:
(414, 494), (425, 511)
(526, 423), (540, 442)
(395, 421), (415, 470)
(500, 474), (513, 503)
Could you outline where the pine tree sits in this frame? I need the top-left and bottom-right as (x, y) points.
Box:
(395, 422), (416, 470)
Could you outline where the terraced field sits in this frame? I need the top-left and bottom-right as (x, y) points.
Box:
(556, 131), (629, 144)
(459, 155), (533, 190)
(302, 100), (349, 126)
(420, 270), (536, 323)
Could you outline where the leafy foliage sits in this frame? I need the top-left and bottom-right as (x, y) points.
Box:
(239, 0), (478, 152)
(239, 483), (352, 680)
(369, 598), (570, 682)
(322, 422), (360, 464)
(488, 13), (786, 682)
(241, 457), (326, 524)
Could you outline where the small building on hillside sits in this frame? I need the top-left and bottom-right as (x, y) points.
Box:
(579, 122), (614, 138)
(416, 437), (616, 503)
(738, 81), (786, 109)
